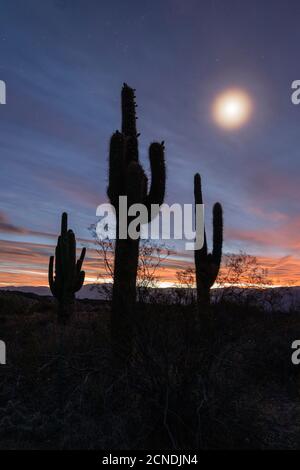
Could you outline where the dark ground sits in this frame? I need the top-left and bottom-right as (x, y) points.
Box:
(0, 290), (299, 450)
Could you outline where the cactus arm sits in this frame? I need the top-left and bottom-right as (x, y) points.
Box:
(48, 255), (56, 296)
(60, 217), (69, 283)
(194, 173), (207, 257)
(107, 131), (126, 205)
(54, 241), (62, 297)
(145, 142), (166, 210)
(80, 247), (86, 262)
(212, 202), (223, 268)
(74, 270), (85, 292)
(68, 229), (76, 272)
(76, 247), (86, 274)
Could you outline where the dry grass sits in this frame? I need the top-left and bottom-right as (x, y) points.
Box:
(0, 291), (299, 449)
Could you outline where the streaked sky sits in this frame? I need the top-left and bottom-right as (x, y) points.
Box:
(0, 0), (299, 286)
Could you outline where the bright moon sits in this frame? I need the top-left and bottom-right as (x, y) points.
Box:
(212, 89), (252, 129)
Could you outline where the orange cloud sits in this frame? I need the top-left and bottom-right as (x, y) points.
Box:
(226, 215), (300, 252)
(0, 212), (28, 235)
(0, 238), (299, 288)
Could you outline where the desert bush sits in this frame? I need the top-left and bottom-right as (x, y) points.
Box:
(0, 292), (36, 316)
(0, 291), (299, 449)
(91, 224), (170, 304)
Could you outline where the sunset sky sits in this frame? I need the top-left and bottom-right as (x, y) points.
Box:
(0, 0), (299, 287)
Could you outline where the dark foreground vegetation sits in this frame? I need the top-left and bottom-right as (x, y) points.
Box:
(0, 290), (299, 450)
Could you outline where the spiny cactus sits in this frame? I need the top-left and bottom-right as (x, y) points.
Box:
(107, 83), (166, 362)
(48, 212), (86, 322)
(194, 173), (223, 308)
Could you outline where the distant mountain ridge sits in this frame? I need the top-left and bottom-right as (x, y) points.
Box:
(0, 284), (108, 300)
(1, 284), (300, 312)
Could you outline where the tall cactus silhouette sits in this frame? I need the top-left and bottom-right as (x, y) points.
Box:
(48, 212), (86, 322)
(107, 83), (166, 362)
(194, 173), (223, 308)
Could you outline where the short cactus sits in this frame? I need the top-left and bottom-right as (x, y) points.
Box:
(48, 212), (86, 322)
(194, 173), (223, 308)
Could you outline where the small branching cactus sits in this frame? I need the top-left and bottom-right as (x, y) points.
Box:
(194, 173), (223, 309)
(48, 212), (86, 323)
(107, 83), (166, 363)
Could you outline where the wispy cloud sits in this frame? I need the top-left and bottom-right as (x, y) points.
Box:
(226, 214), (300, 253)
(0, 212), (28, 234)
(0, 237), (298, 288)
